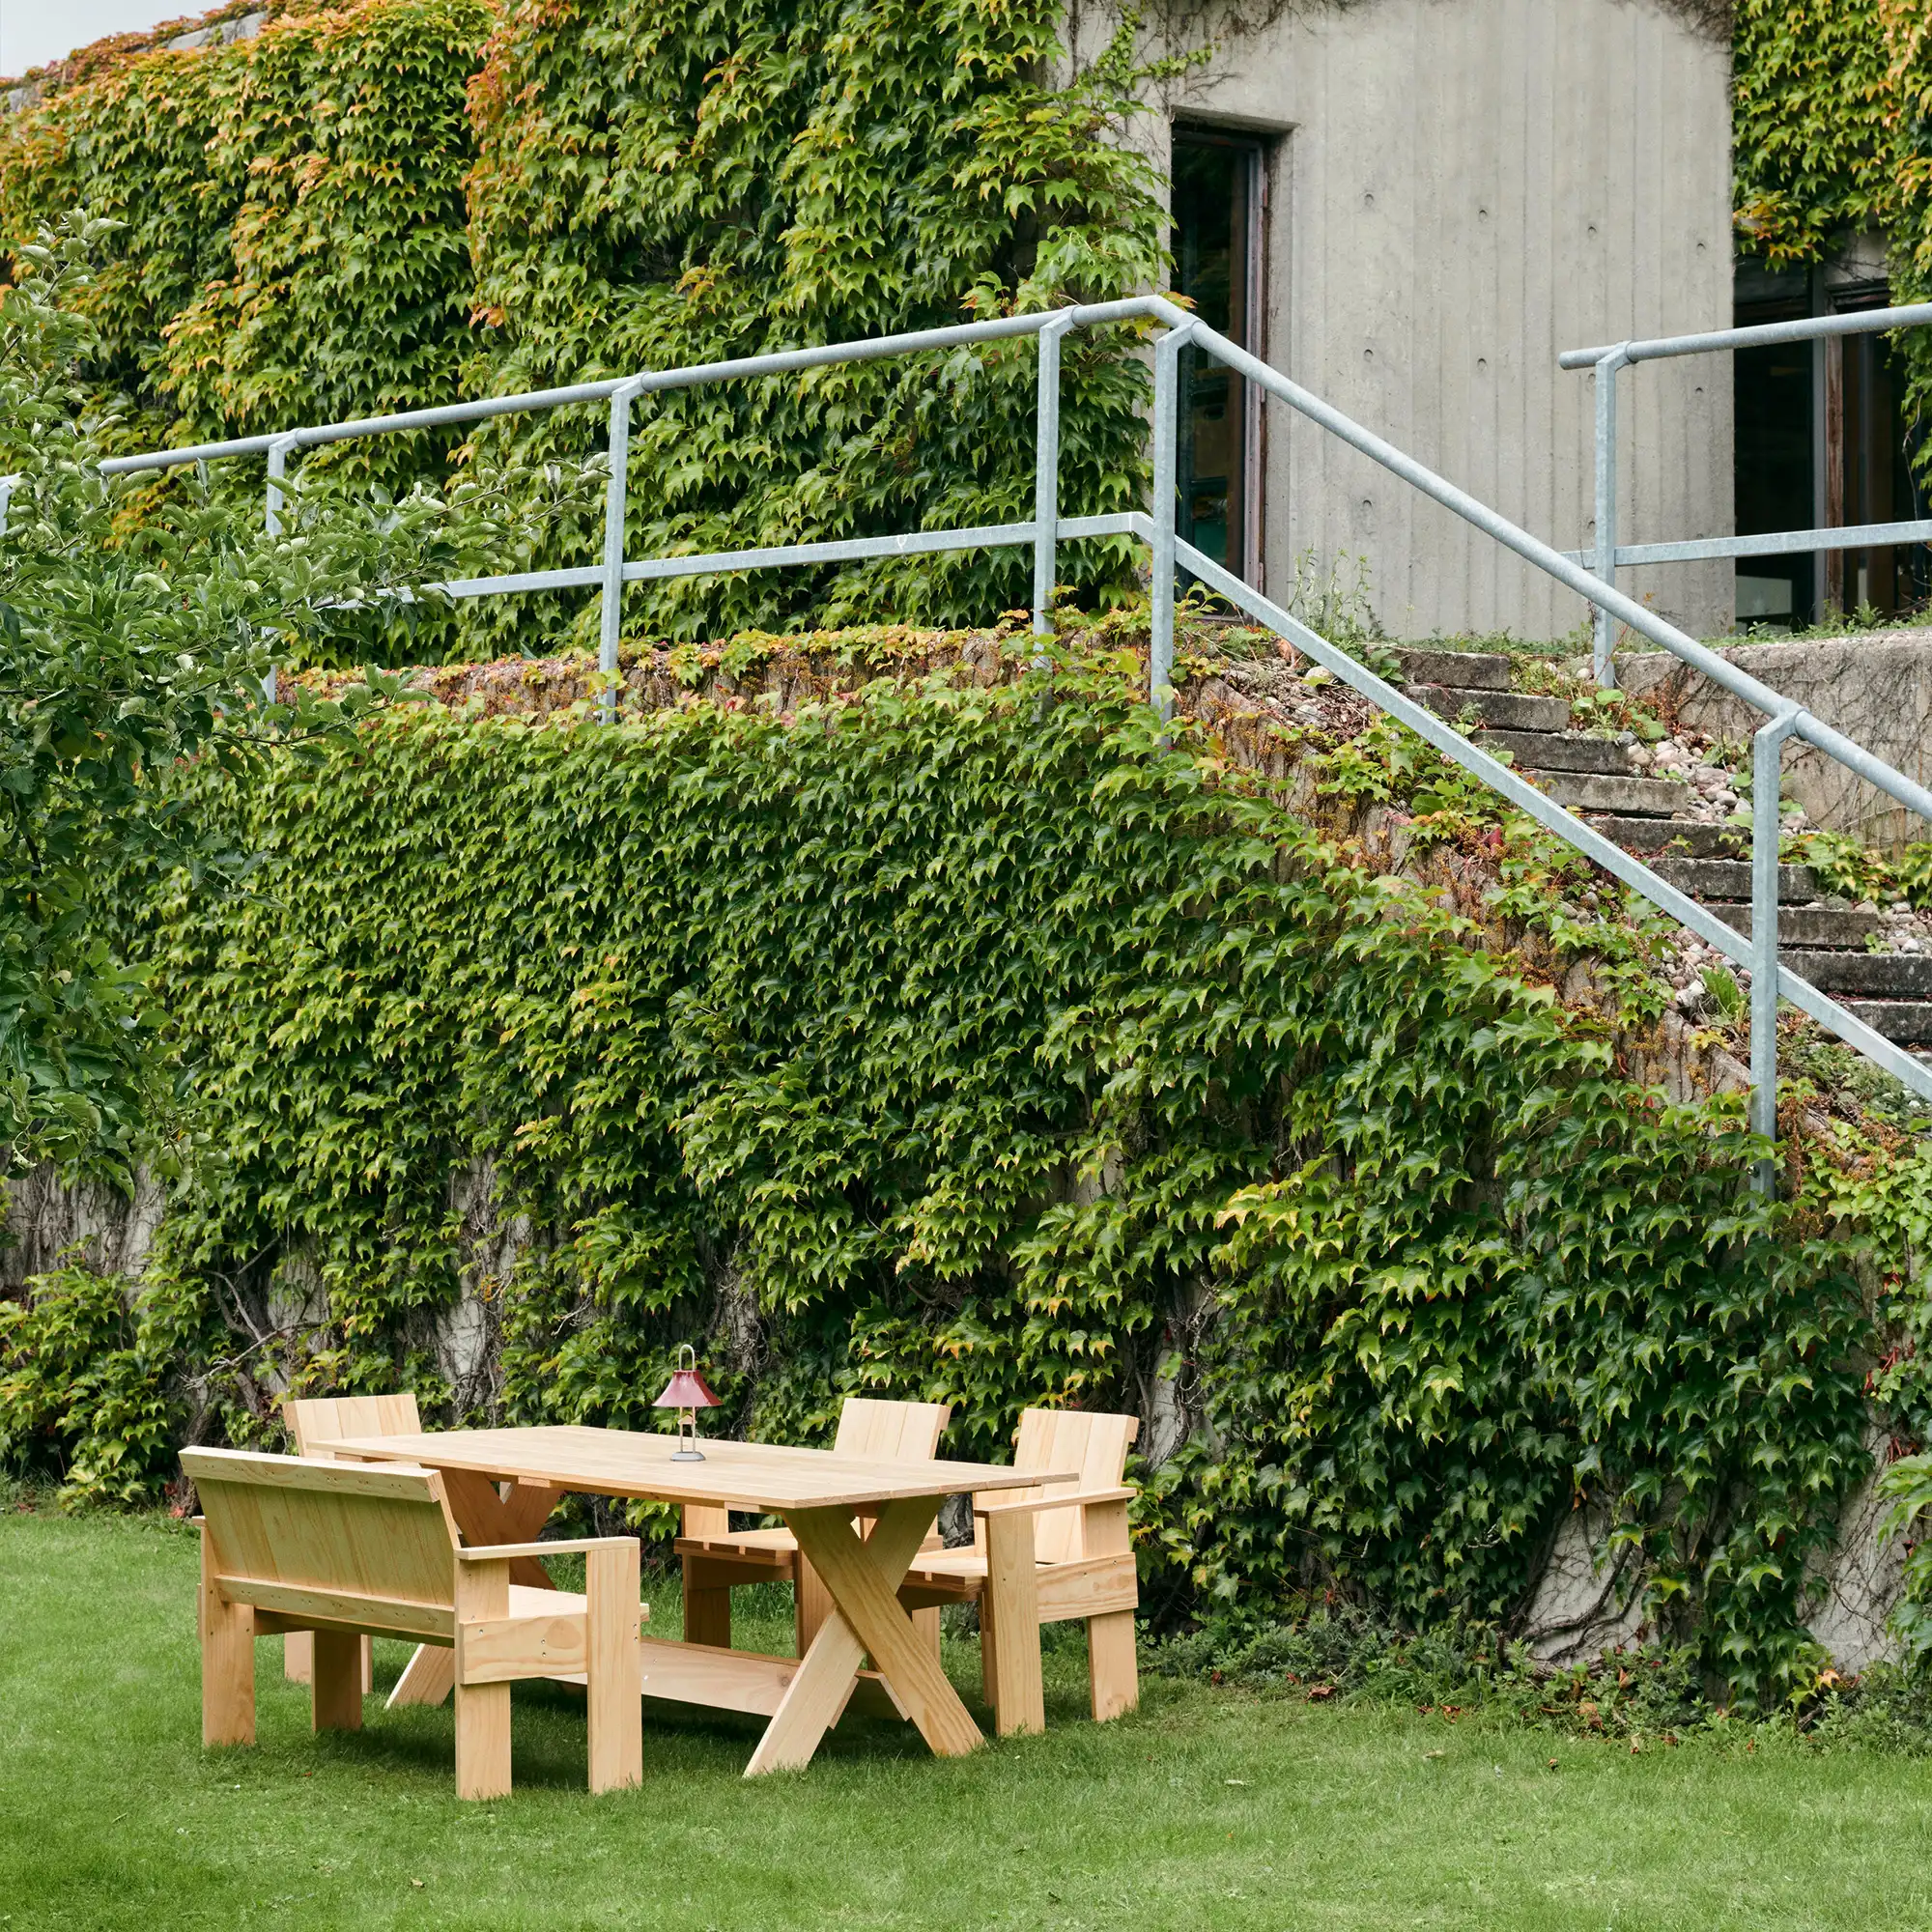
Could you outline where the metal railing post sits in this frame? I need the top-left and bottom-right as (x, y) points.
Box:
(1592, 346), (1630, 690)
(1033, 312), (1074, 644)
(263, 434), (299, 706)
(598, 379), (645, 724)
(1750, 704), (1803, 1192)
(1151, 321), (1199, 721)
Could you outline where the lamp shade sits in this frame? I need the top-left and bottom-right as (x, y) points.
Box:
(655, 1366), (721, 1409)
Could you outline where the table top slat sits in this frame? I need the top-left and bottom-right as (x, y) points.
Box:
(330, 1425), (1073, 1512)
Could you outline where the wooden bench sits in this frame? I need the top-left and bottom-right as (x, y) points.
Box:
(185, 1446), (642, 1799)
(897, 1408), (1140, 1735)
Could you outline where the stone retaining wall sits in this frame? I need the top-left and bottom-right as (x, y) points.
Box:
(1621, 633), (1932, 851)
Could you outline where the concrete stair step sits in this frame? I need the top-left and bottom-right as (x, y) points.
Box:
(1714, 906), (1884, 950)
(1388, 646), (1514, 692)
(1538, 772), (1692, 817)
(1479, 729), (1634, 775)
(1780, 951), (1932, 998)
(1843, 1001), (1932, 1045)
(1589, 816), (1743, 860)
(1648, 857), (1822, 902)
(1406, 685), (1574, 733)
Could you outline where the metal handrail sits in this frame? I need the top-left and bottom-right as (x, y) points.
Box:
(1550, 301), (1932, 1166)
(1559, 300), (1932, 689)
(52, 293), (1932, 1163)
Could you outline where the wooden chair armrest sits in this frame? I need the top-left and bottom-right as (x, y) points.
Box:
(456, 1536), (639, 1562)
(973, 1487), (1135, 1519)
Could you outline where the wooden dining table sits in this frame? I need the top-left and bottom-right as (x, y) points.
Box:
(332, 1423), (1069, 1775)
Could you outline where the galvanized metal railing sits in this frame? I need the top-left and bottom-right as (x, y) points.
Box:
(1558, 302), (1932, 690)
(78, 295), (1932, 1173)
(1552, 305), (1932, 1175)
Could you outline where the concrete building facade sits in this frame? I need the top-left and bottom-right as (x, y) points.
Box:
(1084, 0), (1738, 643)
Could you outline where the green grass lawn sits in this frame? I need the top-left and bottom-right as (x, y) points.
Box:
(7, 1507), (1932, 1930)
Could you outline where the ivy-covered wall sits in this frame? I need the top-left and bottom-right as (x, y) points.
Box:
(0, 0), (1166, 642)
(1733, 0), (1932, 431)
(10, 628), (1932, 1699)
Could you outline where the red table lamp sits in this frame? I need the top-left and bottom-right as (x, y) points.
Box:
(655, 1344), (722, 1463)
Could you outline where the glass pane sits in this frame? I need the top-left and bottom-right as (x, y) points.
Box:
(1734, 335), (1814, 628)
(1171, 134), (1256, 579)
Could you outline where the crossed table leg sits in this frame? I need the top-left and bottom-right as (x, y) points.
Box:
(745, 1496), (984, 1776)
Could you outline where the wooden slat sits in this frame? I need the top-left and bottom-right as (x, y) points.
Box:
(331, 1425), (1065, 1511)
(837, 1398), (952, 1463)
(457, 1605), (588, 1685)
(216, 1576), (455, 1640)
(1034, 1552), (1139, 1623)
(639, 1636), (799, 1717)
(285, 1392), (422, 1458)
(185, 1446), (444, 1504)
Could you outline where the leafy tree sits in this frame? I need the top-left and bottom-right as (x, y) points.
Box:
(0, 219), (526, 1181)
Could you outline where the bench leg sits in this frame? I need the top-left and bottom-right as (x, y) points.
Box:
(1082, 1495), (1138, 1720)
(455, 1682), (512, 1801)
(586, 1542), (642, 1794)
(291, 1631), (372, 1692)
(455, 1558), (512, 1800)
(1087, 1611), (1138, 1721)
(980, 1511), (1044, 1737)
(312, 1631), (363, 1733)
(200, 1531), (255, 1747)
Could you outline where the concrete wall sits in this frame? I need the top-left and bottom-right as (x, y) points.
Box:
(1623, 632), (1932, 851)
(1084, 0), (1736, 642)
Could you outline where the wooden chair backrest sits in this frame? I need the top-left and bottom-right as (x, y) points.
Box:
(284, 1392), (422, 1462)
(975, 1408), (1140, 1564)
(185, 1446), (460, 1614)
(834, 1397), (952, 1463)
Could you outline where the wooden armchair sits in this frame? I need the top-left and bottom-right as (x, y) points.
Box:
(185, 1446), (643, 1800)
(674, 1397), (952, 1656)
(281, 1392), (421, 1694)
(897, 1408), (1140, 1736)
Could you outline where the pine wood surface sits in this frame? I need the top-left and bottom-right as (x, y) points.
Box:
(330, 1424), (1067, 1510)
(283, 1392), (422, 1692)
(185, 1448), (644, 1798)
(675, 1397), (953, 1658)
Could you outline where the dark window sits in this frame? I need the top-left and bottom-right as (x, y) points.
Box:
(1734, 270), (1813, 628)
(1170, 128), (1265, 583)
(1733, 263), (1932, 628)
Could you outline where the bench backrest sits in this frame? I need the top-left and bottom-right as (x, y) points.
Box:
(185, 1446), (462, 1635)
(834, 1397), (952, 1463)
(284, 1391), (422, 1461)
(975, 1408), (1139, 1564)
